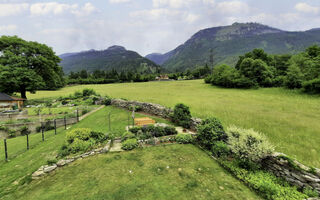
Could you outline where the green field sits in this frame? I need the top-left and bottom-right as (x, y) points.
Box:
(27, 80), (320, 167)
(4, 145), (261, 200)
(0, 106), (260, 199)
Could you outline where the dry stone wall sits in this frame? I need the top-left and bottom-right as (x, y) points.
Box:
(111, 99), (173, 119)
(263, 153), (320, 194)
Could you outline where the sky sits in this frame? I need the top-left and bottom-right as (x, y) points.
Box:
(0, 0), (320, 56)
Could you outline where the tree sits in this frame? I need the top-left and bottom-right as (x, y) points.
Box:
(0, 36), (64, 98)
(284, 64), (303, 89)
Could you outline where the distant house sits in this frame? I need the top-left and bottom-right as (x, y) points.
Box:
(155, 74), (171, 81)
(0, 92), (25, 110)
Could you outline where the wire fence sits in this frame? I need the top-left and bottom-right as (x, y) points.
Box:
(0, 113), (80, 163)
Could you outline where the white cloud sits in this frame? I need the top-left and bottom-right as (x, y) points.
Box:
(295, 3), (319, 14)
(153, 0), (204, 8)
(0, 24), (17, 32)
(0, 3), (28, 17)
(109, 0), (131, 4)
(215, 1), (250, 14)
(30, 2), (78, 15)
(30, 2), (96, 16)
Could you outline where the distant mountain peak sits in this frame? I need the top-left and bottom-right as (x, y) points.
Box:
(107, 45), (126, 51)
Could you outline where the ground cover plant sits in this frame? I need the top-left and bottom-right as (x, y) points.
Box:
(27, 80), (320, 167)
(4, 145), (262, 200)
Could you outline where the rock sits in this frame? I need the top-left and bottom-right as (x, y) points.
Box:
(43, 164), (57, 173)
(32, 170), (45, 178)
(56, 159), (67, 167)
(303, 175), (319, 182)
(219, 186), (224, 190)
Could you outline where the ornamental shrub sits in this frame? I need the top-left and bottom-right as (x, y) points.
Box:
(66, 128), (91, 144)
(172, 103), (192, 128)
(164, 126), (178, 135)
(82, 88), (96, 97)
(121, 132), (136, 142)
(103, 97), (112, 106)
(196, 117), (226, 150)
(20, 126), (31, 136)
(175, 134), (193, 144)
(129, 127), (141, 134)
(211, 141), (230, 157)
(226, 125), (274, 163)
(122, 138), (138, 150)
(62, 128), (105, 156)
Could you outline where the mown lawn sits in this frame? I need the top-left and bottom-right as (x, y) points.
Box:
(4, 144), (261, 200)
(27, 80), (320, 167)
(0, 106), (171, 198)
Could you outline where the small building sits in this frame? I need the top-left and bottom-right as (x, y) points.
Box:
(0, 92), (25, 110)
(155, 74), (171, 81)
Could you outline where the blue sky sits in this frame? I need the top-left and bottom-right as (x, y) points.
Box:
(0, 0), (319, 55)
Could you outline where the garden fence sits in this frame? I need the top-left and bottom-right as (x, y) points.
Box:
(1, 113), (80, 162)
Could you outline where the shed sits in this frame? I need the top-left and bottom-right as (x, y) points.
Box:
(0, 92), (25, 110)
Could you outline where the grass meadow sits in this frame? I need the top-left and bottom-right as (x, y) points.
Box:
(27, 80), (320, 167)
(4, 145), (261, 200)
(0, 106), (260, 199)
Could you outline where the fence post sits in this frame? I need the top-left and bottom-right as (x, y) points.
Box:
(64, 116), (67, 130)
(4, 139), (8, 161)
(54, 119), (57, 135)
(127, 112), (130, 131)
(26, 134), (29, 150)
(77, 108), (79, 122)
(108, 112), (111, 131)
(41, 122), (44, 142)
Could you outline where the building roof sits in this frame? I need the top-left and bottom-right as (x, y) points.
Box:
(0, 92), (25, 101)
(0, 92), (14, 101)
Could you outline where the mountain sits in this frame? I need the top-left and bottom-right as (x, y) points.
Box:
(148, 22), (320, 71)
(60, 45), (160, 74)
(145, 52), (174, 65)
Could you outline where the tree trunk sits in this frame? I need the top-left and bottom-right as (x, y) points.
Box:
(20, 87), (27, 99)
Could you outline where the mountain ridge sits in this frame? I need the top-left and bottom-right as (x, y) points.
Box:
(60, 45), (160, 74)
(146, 22), (320, 71)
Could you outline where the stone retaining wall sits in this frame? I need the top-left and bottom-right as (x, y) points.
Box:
(32, 140), (111, 179)
(263, 153), (320, 193)
(111, 99), (173, 119)
(111, 99), (202, 131)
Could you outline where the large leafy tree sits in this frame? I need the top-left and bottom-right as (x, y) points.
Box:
(0, 36), (64, 98)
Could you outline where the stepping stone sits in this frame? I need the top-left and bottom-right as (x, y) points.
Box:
(109, 140), (124, 152)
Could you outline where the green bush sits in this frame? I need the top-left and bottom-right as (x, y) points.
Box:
(129, 127), (141, 134)
(303, 186), (319, 198)
(164, 126), (178, 135)
(103, 97), (112, 106)
(212, 141), (230, 157)
(196, 117), (226, 150)
(220, 159), (308, 200)
(8, 129), (16, 138)
(121, 132), (136, 142)
(20, 126), (31, 136)
(175, 134), (193, 144)
(66, 128), (91, 144)
(226, 125), (274, 162)
(47, 158), (58, 165)
(302, 78), (320, 93)
(61, 128), (106, 156)
(172, 103), (192, 128)
(122, 138), (138, 150)
(0, 125), (8, 131)
(74, 91), (83, 98)
(70, 138), (93, 153)
(82, 88), (96, 97)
